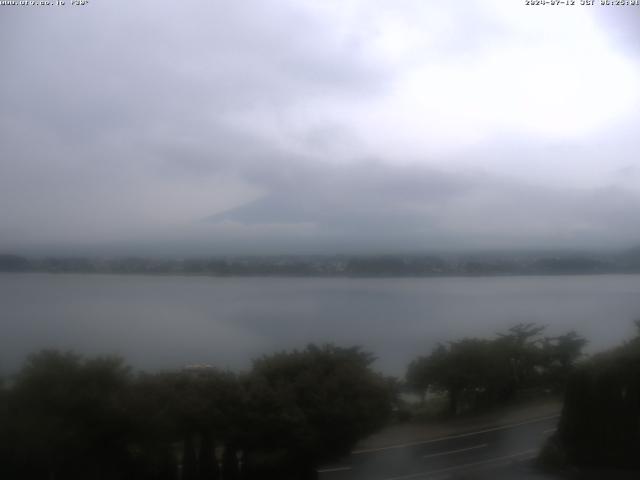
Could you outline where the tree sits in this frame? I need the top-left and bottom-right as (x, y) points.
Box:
(496, 323), (547, 394)
(127, 367), (243, 480)
(540, 331), (587, 391)
(243, 344), (393, 479)
(7, 350), (132, 480)
(406, 324), (586, 416)
(549, 325), (640, 468)
(0, 375), (11, 480)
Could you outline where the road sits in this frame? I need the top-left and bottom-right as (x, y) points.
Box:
(318, 415), (559, 480)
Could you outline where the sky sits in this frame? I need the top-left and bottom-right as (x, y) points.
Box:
(2, 0), (640, 256)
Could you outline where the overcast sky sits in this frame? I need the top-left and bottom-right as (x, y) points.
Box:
(2, 1), (640, 255)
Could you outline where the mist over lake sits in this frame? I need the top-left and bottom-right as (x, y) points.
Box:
(2, 273), (640, 376)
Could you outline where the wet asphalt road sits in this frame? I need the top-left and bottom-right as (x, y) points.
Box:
(318, 415), (560, 480)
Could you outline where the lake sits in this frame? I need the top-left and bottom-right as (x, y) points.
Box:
(2, 273), (640, 376)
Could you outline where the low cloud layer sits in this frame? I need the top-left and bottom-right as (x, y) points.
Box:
(2, 1), (640, 255)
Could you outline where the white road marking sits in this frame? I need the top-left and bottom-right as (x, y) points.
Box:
(316, 466), (352, 473)
(422, 443), (487, 459)
(543, 428), (556, 434)
(382, 449), (538, 480)
(352, 414), (559, 455)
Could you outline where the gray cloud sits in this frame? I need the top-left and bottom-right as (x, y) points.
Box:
(1, 1), (640, 255)
(593, 7), (640, 54)
(200, 157), (640, 253)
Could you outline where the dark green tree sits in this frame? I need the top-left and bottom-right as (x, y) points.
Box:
(7, 350), (132, 480)
(407, 324), (585, 416)
(242, 344), (393, 479)
(549, 323), (640, 469)
(540, 331), (587, 391)
(127, 367), (242, 480)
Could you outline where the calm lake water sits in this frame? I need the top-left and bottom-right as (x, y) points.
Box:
(2, 273), (640, 376)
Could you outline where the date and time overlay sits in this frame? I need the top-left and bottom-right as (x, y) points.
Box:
(526, 0), (640, 5)
(1, 1), (88, 6)
(1, 0), (640, 7)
